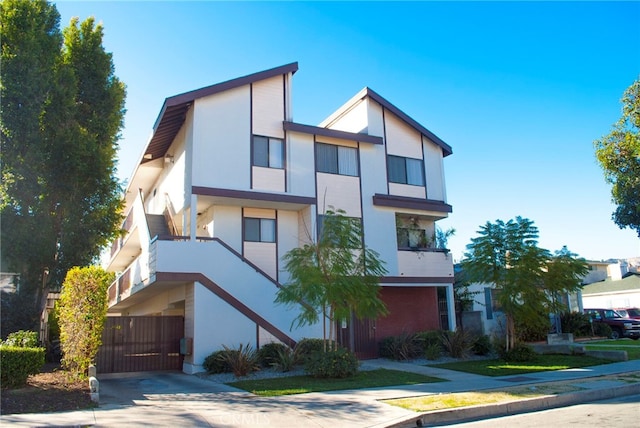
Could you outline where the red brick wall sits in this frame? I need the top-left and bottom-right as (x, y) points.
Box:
(376, 287), (440, 339)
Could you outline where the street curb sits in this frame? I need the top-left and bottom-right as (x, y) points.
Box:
(384, 382), (640, 427)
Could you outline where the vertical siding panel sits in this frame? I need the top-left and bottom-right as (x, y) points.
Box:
(252, 76), (285, 138)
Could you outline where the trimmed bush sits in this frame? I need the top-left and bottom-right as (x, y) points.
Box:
(0, 346), (45, 388)
(415, 330), (442, 350)
(3, 330), (39, 348)
(560, 311), (591, 337)
(500, 343), (535, 362)
(294, 338), (335, 363)
(472, 335), (493, 356)
(203, 350), (231, 374)
(592, 322), (613, 338)
(304, 347), (359, 378)
(257, 342), (288, 368)
(515, 314), (551, 342)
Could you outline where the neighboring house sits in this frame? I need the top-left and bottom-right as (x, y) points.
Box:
(104, 63), (455, 373)
(581, 273), (640, 310)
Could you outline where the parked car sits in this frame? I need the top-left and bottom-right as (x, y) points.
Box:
(584, 308), (640, 340)
(615, 308), (640, 320)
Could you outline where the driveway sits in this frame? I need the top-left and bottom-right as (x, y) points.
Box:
(94, 371), (413, 427)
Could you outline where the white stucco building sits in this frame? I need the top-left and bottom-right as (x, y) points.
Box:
(104, 63), (455, 373)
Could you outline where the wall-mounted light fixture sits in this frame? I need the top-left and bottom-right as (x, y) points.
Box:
(164, 153), (174, 164)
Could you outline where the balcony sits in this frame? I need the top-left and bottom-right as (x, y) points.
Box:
(396, 248), (454, 279)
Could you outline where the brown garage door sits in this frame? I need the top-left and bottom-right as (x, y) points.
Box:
(96, 316), (184, 373)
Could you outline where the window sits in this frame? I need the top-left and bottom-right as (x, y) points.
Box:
(316, 143), (358, 176)
(253, 136), (283, 169)
(388, 155), (424, 186)
(396, 228), (427, 249)
(244, 218), (276, 242)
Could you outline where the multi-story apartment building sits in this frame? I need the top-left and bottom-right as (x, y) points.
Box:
(104, 63), (455, 373)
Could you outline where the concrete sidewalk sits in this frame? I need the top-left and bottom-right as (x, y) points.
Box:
(2, 359), (639, 427)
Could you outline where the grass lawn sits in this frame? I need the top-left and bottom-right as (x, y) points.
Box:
(429, 354), (611, 377)
(227, 368), (445, 396)
(584, 338), (640, 360)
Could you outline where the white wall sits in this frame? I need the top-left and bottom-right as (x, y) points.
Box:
(252, 76), (285, 139)
(423, 137), (445, 201)
(582, 291), (640, 309)
(192, 86), (251, 190)
(185, 282), (256, 374)
(212, 205), (242, 253)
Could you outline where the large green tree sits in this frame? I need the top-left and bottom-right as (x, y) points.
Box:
(0, 0), (126, 335)
(594, 78), (640, 237)
(275, 209), (388, 349)
(461, 217), (587, 350)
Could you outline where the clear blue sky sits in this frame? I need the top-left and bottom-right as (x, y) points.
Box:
(55, 1), (640, 262)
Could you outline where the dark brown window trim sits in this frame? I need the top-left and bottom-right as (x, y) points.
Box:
(283, 121), (383, 145)
(372, 193), (452, 213)
(192, 186), (316, 206)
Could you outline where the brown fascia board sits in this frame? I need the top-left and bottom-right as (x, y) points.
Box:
(141, 62), (299, 164)
(373, 193), (453, 213)
(283, 121), (383, 145)
(153, 62), (298, 129)
(192, 186), (316, 206)
(322, 87), (453, 157)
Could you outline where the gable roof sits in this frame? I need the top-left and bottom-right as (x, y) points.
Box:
(320, 87), (453, 157)
(141, 62), (299, 164)
(581, 273), (640, 295)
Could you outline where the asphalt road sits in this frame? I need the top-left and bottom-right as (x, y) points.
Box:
(439, 393), (640, 427)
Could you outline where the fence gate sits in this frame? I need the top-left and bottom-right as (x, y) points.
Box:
(96, 316), (184, 373)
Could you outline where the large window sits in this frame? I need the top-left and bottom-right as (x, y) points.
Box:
(316, 143), (358, 176)
(388, 155), (424, 186)
(244, 218), (276, 242)
(253, 136), (283, 169)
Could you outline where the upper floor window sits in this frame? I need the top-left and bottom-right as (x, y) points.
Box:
(253, 136), (283, 169)
(316, 143), (358, 176)
(388, 155), (424, 186)
(244, 217), (276, 243)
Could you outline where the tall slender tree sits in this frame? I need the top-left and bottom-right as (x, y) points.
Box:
(594, 78), (640, 237)
(0, 0), (126, 335)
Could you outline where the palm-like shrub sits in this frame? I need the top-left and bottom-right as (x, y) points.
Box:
(440, 329), (474, 359)
(220, 343), (260, 377)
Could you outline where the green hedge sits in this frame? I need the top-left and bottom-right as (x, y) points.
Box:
(0, 346), (45, 388)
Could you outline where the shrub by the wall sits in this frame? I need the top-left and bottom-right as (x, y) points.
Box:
(203, 350), (231, 374)
(472, 335), (493, 356)
(304, 347), (359, 378)
(257, 342), (288, 367)
(560, 311), (591, 337)
(499, 343), (535, 362)
(440, 329), (474, 359)
(58, 266), (113, 379)
(378, 333), (422, 360)
(220, 344), (259, 377)
(294, 338), (335, 363)
(0, 346), (45, 388)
